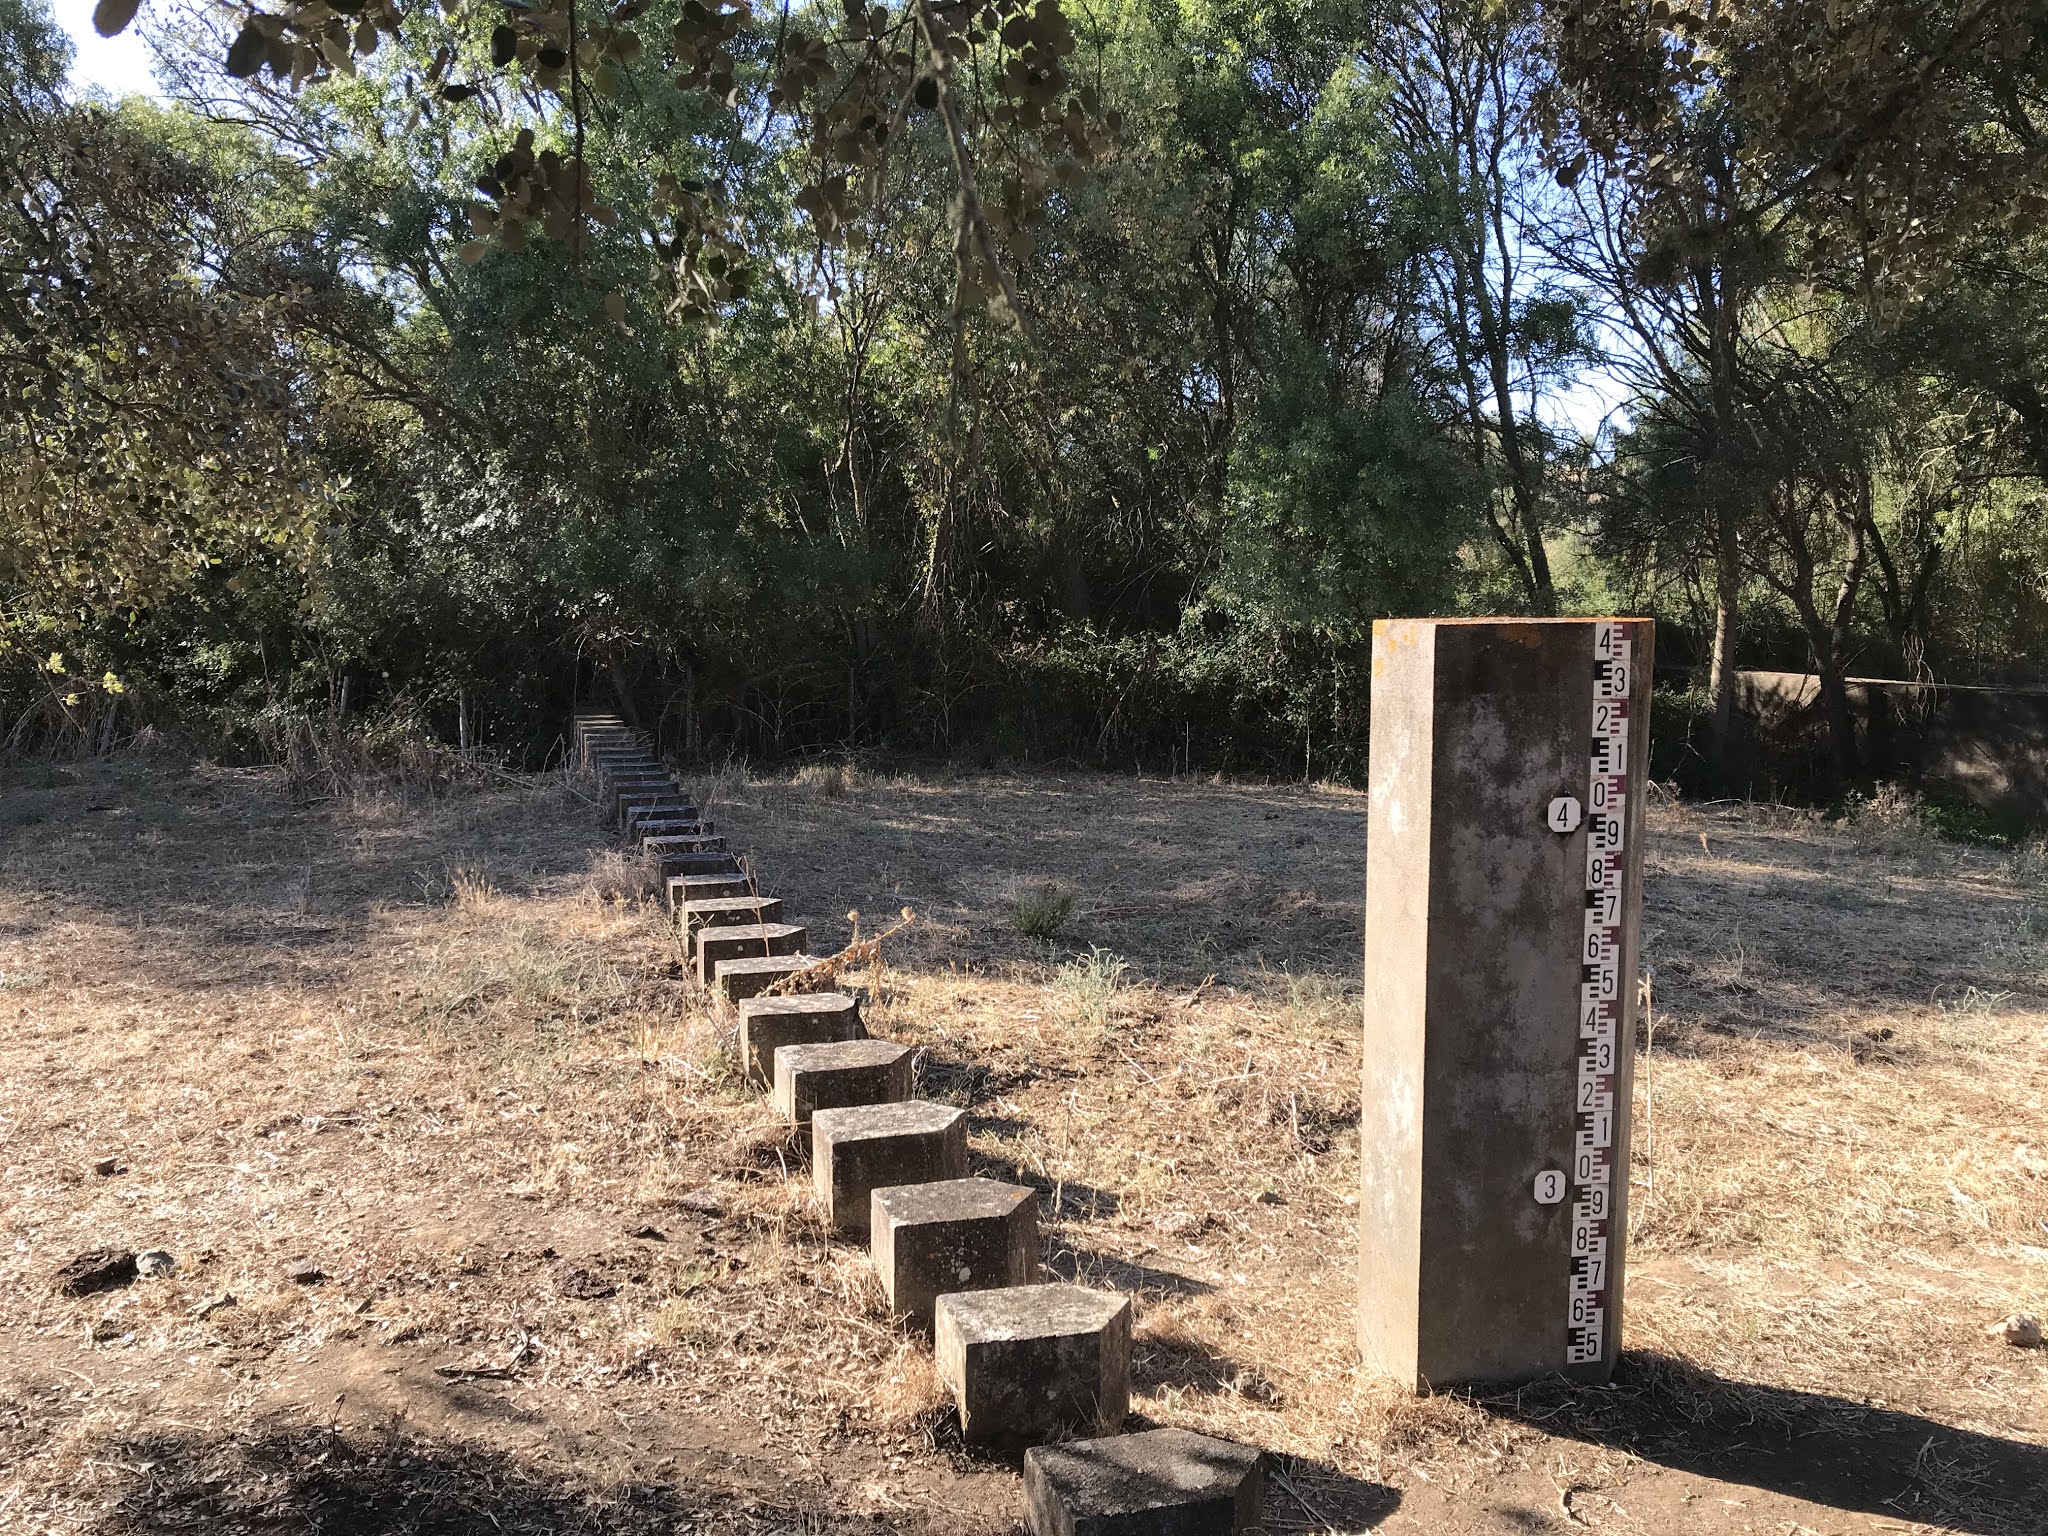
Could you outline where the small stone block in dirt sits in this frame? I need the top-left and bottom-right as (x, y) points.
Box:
(811, 1100), (965, 1235)
(669, 873), (753, 909)
(715, 952), (812, 1001)
(684, 895), (784, 954)
(935, 1283), (1132, 1448)
(626, 807), (704, 834)
(774, 1037), (909, 1122)
(663, 850), (743, 881)
(871, 1177), (1038, 1333)
(634, 819), (707, 842)
(697, 922), (807, 984)
(1023, 1429), (1262, 1536)
(606, 772), (677, 793)
(644, 833), (725, 856)
(739, 991), (860, 1084)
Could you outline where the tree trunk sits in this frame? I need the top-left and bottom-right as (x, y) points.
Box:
(1707, 505), (1741, 754)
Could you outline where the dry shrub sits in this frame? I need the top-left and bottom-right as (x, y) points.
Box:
(582, 847), (657, 905)
(789, 761), (868, 797)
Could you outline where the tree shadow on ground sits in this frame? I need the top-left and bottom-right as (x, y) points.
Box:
(1485, 1351), (2048, 1536)
(65, 1418), (966, 1535)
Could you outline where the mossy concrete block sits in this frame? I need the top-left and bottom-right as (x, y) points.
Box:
(696, 922), (807, 984)
(1023, 1429), (1263, 1536)
(810, 1099), (963, 1235)
(774, 1037), (909, 1123)
(668, 874), (754, 910)
(934, 1284), (1132, 1448)
(714, 952), (812, 1001)
(871, 1177), (1037, 1333)
(738, 991), (860, 1085)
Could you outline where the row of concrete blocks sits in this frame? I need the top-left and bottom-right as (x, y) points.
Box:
(569, 715), (1265, 1534)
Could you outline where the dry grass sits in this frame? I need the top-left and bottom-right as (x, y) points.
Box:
(0, 755), (2043, 1533)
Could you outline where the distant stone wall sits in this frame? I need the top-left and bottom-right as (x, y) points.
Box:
(1735, 670), (2048, 823)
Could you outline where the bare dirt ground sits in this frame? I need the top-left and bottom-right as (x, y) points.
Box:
(0, 754), (2043, 1534)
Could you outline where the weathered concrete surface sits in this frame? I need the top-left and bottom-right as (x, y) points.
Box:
(1023, 1428), (1263, 1536)
(1360, 617), (1652, 1389)
(738, 991), (861, 1085)
(668, 873), (754, 910)
(610, 785), (684, 821)
(714, 952), (813, 1002)
(642, 833), (726, 856)
(870, 1177), (1037, 1333)
(774, 1038), (911, 1125)
(934, 1284), (1131, 1448)
(683, 896), (784, 957)
(810, 1100), (964, 1235)
(659, 849), (743, 881)
(624, 804), (704, 834)
(696, 922), (807, 984)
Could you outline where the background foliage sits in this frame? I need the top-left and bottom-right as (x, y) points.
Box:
(5, 0), (2045, 798)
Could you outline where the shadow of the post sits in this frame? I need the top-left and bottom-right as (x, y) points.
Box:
(1481, 1351), (2048, 1535)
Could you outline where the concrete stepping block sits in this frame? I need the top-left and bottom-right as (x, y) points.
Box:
(714, 952), (813, 1001)
(1023, 1429), (1263, 1536)
(772, 1037), (908, 1123)
(660, 850), (743, 880)
(935, 1284), (1132, 1447)
(871, 1177), (1038, 1333)
(644, 833), (727, 856)
(697, 922), (807, 984)
(610, 784), (683, 818)
(669, 873), (753, 909)
(622, 796), (698, 822)
(738, 991), (861, 1085)
(810, 1099), (964, 1234)
(684, 895), (784, 955)
(628, 812), (707, 837)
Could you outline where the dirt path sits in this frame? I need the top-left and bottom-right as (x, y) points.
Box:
(0, 758), (2042, 1533)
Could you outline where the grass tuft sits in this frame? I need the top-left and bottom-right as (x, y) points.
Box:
(1011, 879), (1077, 945)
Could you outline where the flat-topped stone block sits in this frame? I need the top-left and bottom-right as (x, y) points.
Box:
(810, 1099), (963, 1235)
(644, 833), (727, 856)
(659, 849), (743, 880)
(623, 799), (699, 826)
(773, 1037), (908, 1123)
(872, 1177), (1037, 1333)
(684, 895), (784, 955)
(596, 760), (666, 782)
(610, 785), (683, 819)
(935, 1284), (1131, 1447)
(1023, 1429), (1263, 1536)
(714, 951), (812, 1001)
(629, 813), (707, 839)
(697, 922), (807, 984)
(739, 991), (862, 1085)
(669, 873), (754, 909)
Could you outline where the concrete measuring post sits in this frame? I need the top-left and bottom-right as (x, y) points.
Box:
(1359, 617), (1653, 1388)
